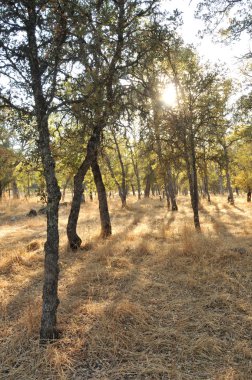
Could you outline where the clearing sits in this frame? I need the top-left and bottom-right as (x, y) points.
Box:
(0, 195), (252, 380)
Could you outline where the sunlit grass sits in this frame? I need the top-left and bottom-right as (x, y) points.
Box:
(0, 194), (252, 379)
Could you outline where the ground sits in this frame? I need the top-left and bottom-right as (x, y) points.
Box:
(0, 194), (252, 380)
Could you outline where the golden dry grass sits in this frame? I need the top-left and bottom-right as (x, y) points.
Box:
(0, 194), (252, 379)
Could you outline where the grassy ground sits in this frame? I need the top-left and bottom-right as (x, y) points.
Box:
(0, 194), (252, 380)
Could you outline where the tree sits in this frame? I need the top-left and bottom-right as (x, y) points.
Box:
(0, 0), (75, 342)
(196, 0), (252, 42)
(66, 0), (160, 249)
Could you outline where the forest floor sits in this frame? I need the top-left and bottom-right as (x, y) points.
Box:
(0, 194), (252, 380)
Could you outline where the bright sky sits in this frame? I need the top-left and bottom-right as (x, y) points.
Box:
(161, 0), (251, 78)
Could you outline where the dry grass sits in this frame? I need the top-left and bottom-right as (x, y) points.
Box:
(0, 194), (252, 379)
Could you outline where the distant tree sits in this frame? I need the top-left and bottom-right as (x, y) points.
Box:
(232, 142), (252, 193)
(0, 146), (18, 198)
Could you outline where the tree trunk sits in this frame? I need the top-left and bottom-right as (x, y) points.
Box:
(203, 165), (211, 203)
(144, 165), (153, 198)
(144, 174), (151, 198)
(61, 176), (71, 202)
(27, 172), (30, 197)
(36, 117), (61, 342)
(91, 157), (112, 238)
(136, 172), (141, 200)
(103, 147), (127, 208)
(247, 190), (251, 202)
(166, 165), (178, 211)
(129, 146), (141, 199)
(12, 180), (19, 199)
(0, 181), (3, 200)
(165, 185), (171, 209)
(185, 138), (200, 231)
(202, 146), (210, 203)
(112, 131), (127, 207)
(131, 183), (136, 196)
(67, 132), (100, 250)
(67, 157), (90, 250)
(25, 8), (62, 342)
(226, 170), (234, 205)
(217, 166), (224, 195)
(119, 189), (127, 208)
(224, 145), (234, 205)
(35, 116), (61, 343)
(40, 163), (61, 342)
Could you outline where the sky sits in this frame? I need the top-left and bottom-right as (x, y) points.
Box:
(161, 0), (251, 78)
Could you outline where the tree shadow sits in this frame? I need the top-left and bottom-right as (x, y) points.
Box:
(200, 203), (232, 236)
(2, 198), (252, 379)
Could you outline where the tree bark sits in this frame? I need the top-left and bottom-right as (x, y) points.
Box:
(25, 5), (63, 342)
(119, 189), (127, 207)
(128, 145), (141, 199)
(144, 173), (151, 198)
(61, 176), (71, 202)
(166, 165), (178, 211)
(91, 157), (112, 238)
(104, 144), (127, 208)
(185, 135), (201, 231)
(12, 180), (19, 199)
(164, 185), (171, 209)
(131, 183), (136, 196)
(203, 148), (211, 203)
(67, 132), (100, 250)
(112, 131), (127, 207)
(136, 173), (141, 200)
(218, 170), (224, 195)
(224, 144), (234, 205)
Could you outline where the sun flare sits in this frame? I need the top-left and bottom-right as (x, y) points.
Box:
(160, 84), (177, 107)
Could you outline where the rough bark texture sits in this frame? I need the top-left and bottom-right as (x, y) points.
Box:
(91, 157), (112, 238)
(25, 6), (63, 342)
(67, 132), (100, 250)
(37, 119), (61, 343)
(40, 152), (61, 342)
